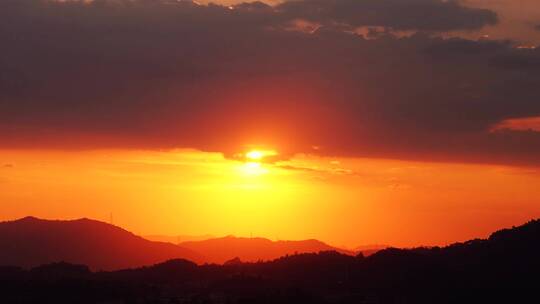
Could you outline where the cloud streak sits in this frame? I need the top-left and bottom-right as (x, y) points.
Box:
(274, 0), (498, 31)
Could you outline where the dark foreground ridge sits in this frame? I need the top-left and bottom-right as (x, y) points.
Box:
(1, 219), (539, 303)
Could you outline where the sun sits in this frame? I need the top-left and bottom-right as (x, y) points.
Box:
(239, 149), (278, 176)
(244, 149), (277, 162)
(246, 150), (265, 161)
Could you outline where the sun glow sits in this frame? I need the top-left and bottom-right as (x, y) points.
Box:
(245, 149), (277, 161)
(246, 150), (264, 160)
(241, 161), (268, 176)
(240, 149), (277, 176)
(2, 149), (540, 247)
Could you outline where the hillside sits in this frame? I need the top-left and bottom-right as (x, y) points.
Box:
(0, 217), (203, 270)
(179, 235), (355, 264)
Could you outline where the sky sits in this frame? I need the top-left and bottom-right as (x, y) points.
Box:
(1, 0), (540, 248)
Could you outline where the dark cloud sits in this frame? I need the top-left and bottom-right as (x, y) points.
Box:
(274, 0), (498, 31)
(0, 0), (539, 165)
(2, 164), (14, 168)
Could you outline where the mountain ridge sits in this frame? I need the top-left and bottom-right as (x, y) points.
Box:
(0, 216), (204, 270)
(0, 216), (361, 269)
(179, 235), (356, 264)
(2, 218), (539, 303)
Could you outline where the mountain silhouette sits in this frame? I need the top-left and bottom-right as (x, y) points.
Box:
(0, 218), (539, 303)
(0, 217), (203, 270)
(179, 235), (355, 264)
(354, 244), (390, 256)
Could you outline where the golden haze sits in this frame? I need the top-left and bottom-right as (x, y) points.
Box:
(1, 149), (539, 248)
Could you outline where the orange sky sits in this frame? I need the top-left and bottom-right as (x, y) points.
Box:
(1, 149), (539, 248)
(1, 0), (540, 250)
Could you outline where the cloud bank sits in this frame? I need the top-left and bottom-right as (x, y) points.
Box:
(1, 0), (540, 165)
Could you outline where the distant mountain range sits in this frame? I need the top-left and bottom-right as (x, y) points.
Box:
(0, 217), (368, 270)
(0, 217), (203, 270)
(145, 234), (377, 263)
(1, 219), (539, 303)
(179, 236), (356, 264)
